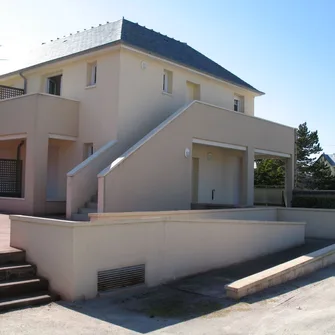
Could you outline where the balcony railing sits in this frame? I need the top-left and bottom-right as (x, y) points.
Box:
(0, 85), (24, 100)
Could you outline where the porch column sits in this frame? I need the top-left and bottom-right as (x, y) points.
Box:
(25, 132), (49, 214)
(241, 146), (254, 206)
(285, 156), (294, 207)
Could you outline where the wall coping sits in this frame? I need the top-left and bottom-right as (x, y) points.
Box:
(10, 214), (305, 228)
(67, 140), (117, 177)
(226, 243), (335, 297)
(0, 197), (26, 201)
(98, 100), (295, 179)
(279, 207), (335, 213)
(89, 207), (277, 219)
(98, 101), (195, 178)
(0, 92), (80, 103)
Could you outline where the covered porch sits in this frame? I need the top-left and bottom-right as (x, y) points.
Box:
(191, 139), (294, 209)
(0, 93), (80, 215)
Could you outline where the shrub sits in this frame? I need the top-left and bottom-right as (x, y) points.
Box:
(291, 195), (335, 209)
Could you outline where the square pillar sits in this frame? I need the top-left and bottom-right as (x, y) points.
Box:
(25, 132), (49, 215)
(241, 146), (254, 206)
(285, 156), (294, 207)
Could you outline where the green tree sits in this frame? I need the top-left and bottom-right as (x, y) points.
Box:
(254, 122), (335, 190)
(309, 159), (335, 190)
(254, 159), (284, 187)
(296, 122), (323, 188)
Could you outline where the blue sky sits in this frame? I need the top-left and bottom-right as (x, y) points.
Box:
(1, 0), (334, 152)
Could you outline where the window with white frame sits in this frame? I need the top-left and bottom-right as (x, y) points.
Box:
(87, 61), (97, 87)
(162, 69), (173, 94)
(234, 95), (244, 112)
(234, 97), (240, 112)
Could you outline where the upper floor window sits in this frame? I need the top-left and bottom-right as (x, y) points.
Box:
(87, 61), (97, 87)
(234, 98), (240, 112)
(186, 81), (200, 102)
(162, 69), (173, 94)
(234, 95), (244, 112)
(47, 74), (62, 96)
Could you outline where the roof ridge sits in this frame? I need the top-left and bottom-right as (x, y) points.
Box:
(121, 18), (187, 44)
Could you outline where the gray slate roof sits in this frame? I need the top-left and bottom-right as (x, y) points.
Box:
(323, 154), (335, 166)
(0, 18), (262, 93)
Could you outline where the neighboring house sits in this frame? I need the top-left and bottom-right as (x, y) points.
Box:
(317, 153), (335, 175)
(0, 18), (296, 220)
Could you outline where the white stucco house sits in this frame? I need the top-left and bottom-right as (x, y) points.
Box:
(0, 18), (296, 220)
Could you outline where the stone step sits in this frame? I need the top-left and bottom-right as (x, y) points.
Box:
(71, 213), (89, 221)
(0, 292), (57, 313)
(86, 202), (98, 210)
(0, 250), (26, 266)
(91, 194), (98, 203)
(79, 207), (96, 215)
(0, 264), (37, 283)
(0, 278), (49, 299)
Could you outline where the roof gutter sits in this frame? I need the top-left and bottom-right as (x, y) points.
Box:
(19, 72), (27, 93)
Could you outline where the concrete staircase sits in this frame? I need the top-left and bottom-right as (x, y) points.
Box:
(0, 249), (58, 312)
(71, 193), (98, 221)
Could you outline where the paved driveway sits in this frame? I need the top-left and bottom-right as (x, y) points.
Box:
(1, 264), (335, 334)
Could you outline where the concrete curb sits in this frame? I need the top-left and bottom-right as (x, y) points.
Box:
(225, 243), (335, 299)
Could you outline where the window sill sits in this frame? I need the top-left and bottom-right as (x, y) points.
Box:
(162, 91), (172, 97)
(85, 84), (97, 90)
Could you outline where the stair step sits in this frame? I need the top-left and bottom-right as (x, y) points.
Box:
(79, 207), (96, 215)
(0, 278), (49, 299)
(71, 213), (89, 221)
(0, 292), (58, 313)
(0, 250), (25, 266)
(86, 202), (98, 209)
(91, 194), (98, 203)
(0, 264), (36, 282)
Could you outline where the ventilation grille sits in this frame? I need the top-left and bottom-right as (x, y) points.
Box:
(98, 264), (145, 292)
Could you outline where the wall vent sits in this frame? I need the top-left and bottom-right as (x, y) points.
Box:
(97, 264), (145, 292)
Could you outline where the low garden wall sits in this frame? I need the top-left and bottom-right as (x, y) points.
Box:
(10, 214), (304, 301)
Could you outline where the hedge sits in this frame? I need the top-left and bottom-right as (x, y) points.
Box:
(291, 195), (335, 209)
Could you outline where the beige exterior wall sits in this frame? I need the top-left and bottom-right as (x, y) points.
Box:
(1, 45), (256, 153)
(192, 144), (243, 204)
(0, 47), (120, 151)
(10, 217), (75, 299)
(89, 207), (279, 222)
(0, 46), (272, 215)
(117, 47), (256, 148)
(47, 139), (76, 201)
(10, 214), (305, 301)
(278, 208), (335, 239)
(0, 94), (79, 215)
(100, 101), (295, 212)
(0, 93), (79, 138)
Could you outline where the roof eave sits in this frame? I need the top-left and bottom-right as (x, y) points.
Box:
(120, 42), (264, 96)
(0, 40), (122, 80)
(0, 39), (265, 96)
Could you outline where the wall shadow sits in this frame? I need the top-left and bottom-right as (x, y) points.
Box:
(57, 265), (335, 334)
